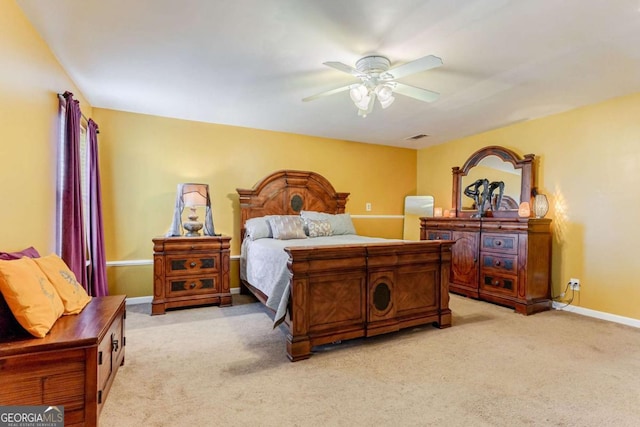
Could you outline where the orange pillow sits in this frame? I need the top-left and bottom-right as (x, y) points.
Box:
(0, 257), (64, 338)
(34, 254), (92, 315)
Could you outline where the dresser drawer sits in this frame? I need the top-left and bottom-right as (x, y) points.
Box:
(165, 254), (219, 276)
(481, 253), (518, 275)
(426, 230), (452, 240)
(167, 276), (218, 297)
(481, 233), (518, 254)
(480, 272), (517, 297)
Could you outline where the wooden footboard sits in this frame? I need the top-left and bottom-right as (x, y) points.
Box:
(284, 240), (452, 361)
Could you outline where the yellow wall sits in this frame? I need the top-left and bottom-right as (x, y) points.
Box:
(92, 108), (415, 297)
(418, 92), (640, 320)
(0, 0), (91, 254)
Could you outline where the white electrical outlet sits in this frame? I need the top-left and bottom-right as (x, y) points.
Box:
(569, 278), (580, 291)
(366, 202), (372, 212)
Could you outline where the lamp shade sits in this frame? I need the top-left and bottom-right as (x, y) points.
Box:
(182, 184), (208, 207)
(533, 194), (549, 218)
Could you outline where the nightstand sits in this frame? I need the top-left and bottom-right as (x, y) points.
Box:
(151, 235), (231, 315)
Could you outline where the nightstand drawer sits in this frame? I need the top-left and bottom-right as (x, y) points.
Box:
(481, 253), (518, 275)
(165, 254), (219, 276)
(161, 240), (221, 252)
(167, 276), (218, 297)
(481, 233), (518, 254)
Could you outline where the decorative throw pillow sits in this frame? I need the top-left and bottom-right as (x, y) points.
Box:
(306, 219), (333, 237)
(0, 257), (64, 338)
(300, 211), (357, 235)
(267, 216), (307, 240)
(244, 216), (273, 240)
(34, 254), (92, 315)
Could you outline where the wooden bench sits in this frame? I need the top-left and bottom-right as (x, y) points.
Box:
(0, 294), (126, 427)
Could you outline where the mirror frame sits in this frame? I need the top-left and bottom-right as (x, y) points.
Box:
(452, 146), (535, 218)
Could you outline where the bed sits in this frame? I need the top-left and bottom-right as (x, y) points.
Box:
(237, 170), (453, 361)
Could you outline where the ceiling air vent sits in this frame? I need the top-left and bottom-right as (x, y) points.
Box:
(405, 134), (429, 141)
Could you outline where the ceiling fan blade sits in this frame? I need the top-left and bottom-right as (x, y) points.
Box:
(323, 61), (366, 77)
(386, 55), (443, 80)
(302, 85), (351, 102)
(393, 82), (440, 103)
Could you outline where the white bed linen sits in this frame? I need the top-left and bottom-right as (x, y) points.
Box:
(240, 235), (399, 326)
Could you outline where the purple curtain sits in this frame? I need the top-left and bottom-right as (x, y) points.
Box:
(87, 119), (109, 296)
(60, 92), (89, 289)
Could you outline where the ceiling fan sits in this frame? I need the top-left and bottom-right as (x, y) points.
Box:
(302, 54), (443, 117)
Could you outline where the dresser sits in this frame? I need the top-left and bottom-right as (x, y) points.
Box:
(152, 235), (231, 315)
(422, 217), (552, 314)
(0, 295), (126, 427)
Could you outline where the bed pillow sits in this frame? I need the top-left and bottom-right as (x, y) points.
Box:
(267, 216), (307, 240)
(244, 216), (273, 240)
(0, 246), (41, 260)
(33, 254), (92, 315)
(300, 211), (357, 235)
(306, 219), (333, 237)
(0, 257), (64, 338)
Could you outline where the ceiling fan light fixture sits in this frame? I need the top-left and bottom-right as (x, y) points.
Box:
(354, 94), (372, 110)
(379, 95), (395, 109)
(357, 94), (376, 118)
(375, 84), (395, 109)
(349, 84), (368, 103)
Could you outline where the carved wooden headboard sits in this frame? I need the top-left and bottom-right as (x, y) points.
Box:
(236, 170), (349, 241)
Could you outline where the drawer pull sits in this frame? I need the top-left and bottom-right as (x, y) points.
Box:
(495, 260), (501, 267)
(498, 224), (502, 229)
(190, 282), (197, 289)
(112, 338), (119, 353)
(494, 280), (500, 286)
(495, 240), (502, 246)
(190, 262), (196, 268)
(191, 245), (195, 250)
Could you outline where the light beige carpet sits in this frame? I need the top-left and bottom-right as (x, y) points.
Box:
(101, 295), (640, 427)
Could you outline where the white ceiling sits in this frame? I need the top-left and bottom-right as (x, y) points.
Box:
(16, 0), (640, 149)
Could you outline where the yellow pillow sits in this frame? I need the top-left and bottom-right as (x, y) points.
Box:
(0, 257), (64, 338)
(33, 254), (92, 315)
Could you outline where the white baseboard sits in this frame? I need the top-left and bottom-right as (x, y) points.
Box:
(125, 296), (153, 305)
(552, 301), (640, 329)
(125, 287), (241, 306)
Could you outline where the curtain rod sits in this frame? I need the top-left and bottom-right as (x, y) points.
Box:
(57, 92), (90, 123)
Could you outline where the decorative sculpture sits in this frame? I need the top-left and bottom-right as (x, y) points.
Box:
(464, 178), (489, 217)
(463, 179), (505, 217)
(487, 181), (505, 211)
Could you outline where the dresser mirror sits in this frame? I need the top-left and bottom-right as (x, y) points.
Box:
(452, 146), (534, 218)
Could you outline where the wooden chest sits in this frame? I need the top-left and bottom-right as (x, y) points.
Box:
(0, 295), (126, 426)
